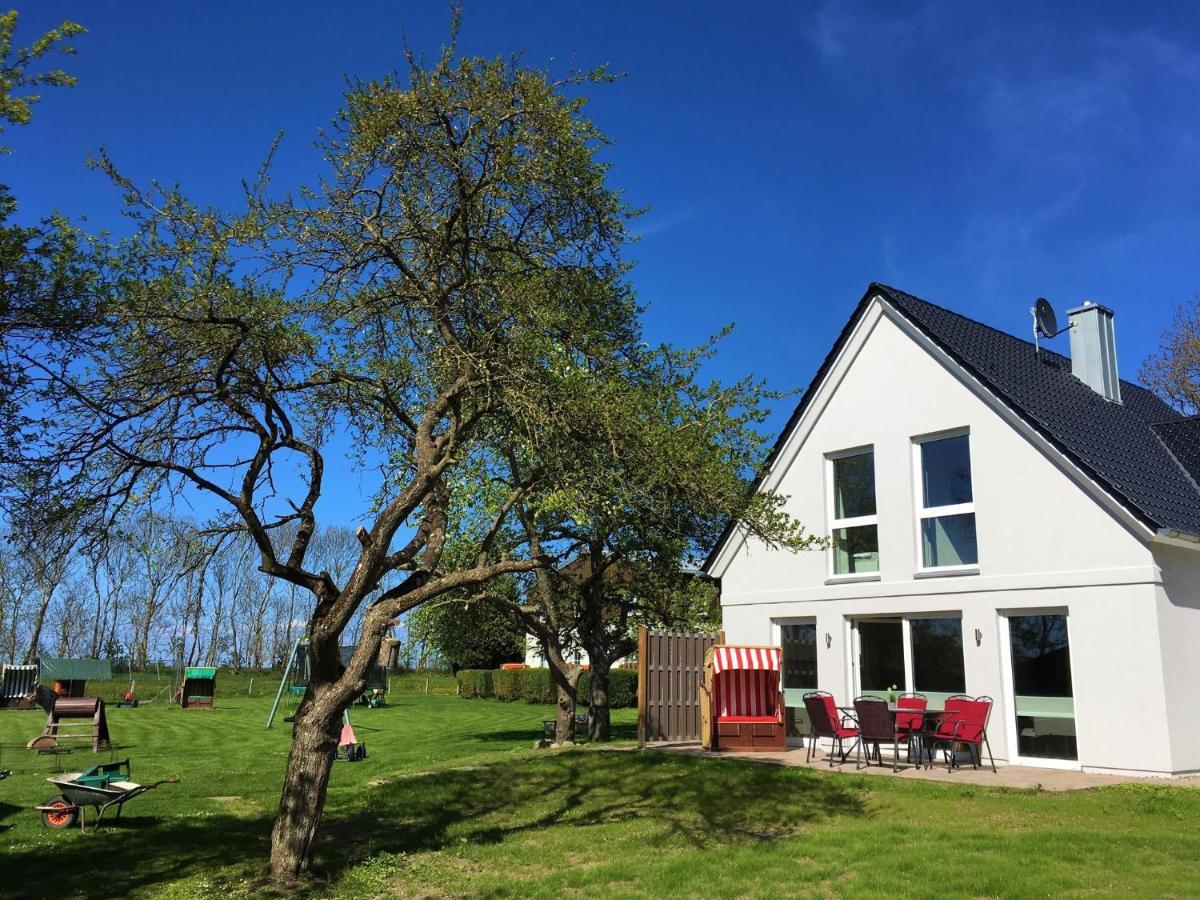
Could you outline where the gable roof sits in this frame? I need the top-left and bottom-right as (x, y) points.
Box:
(703, 283), (1199, 574)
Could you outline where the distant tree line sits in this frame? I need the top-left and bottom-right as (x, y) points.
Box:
(0, 514), (436, 671)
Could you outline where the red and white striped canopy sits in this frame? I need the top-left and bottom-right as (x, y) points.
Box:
(711, 646), (781, 674)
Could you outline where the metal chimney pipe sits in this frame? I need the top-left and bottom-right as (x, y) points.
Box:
(1067, 302), (1122, 403)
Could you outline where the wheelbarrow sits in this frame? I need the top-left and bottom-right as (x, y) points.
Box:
(36, 759), (179, 831)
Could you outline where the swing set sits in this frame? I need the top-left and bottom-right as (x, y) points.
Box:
(266, 639), (388, 729)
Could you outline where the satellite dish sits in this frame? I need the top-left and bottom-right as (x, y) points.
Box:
(1033, 298), (1058, 338)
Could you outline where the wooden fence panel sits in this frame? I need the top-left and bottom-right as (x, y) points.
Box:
(637, 628), (718, 745)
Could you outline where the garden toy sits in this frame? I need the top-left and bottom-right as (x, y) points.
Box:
(36, 759), (178, 831)
(698, 644), (786, 752)
(27, 695), (113, 753)
(177, 667), (217, 709)
(267, 640), (388, 728)
(359, 686), (385, 708)
(334, 710), (367, 762)
(266, 638), (311, 728)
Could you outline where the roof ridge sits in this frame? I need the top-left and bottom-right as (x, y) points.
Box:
(870, 282), (1161, 393)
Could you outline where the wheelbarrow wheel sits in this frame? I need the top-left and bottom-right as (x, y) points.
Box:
(41, 795), (78, 830)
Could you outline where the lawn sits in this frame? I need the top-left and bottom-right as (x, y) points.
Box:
(1, 684), (1199, 899)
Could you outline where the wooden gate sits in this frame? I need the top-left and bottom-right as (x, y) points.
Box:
(637, 627), (721, 746)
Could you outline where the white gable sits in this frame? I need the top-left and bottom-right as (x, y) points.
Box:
(714, 297), (1154, 600)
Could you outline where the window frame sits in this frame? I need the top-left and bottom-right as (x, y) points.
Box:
(911, 428), (979, 576)
(825, 445), (880, 582)
(850, 612), (966, 701)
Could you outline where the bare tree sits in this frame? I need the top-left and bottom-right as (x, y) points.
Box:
(1142, 297), (1200, 414)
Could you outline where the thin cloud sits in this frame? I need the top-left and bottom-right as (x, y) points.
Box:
(804, 0), (927, 62)
(636, 206), (702, 239)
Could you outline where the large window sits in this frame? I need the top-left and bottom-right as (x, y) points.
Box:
(829, 448), (879, 576)
(780, 622), (818, 739)
(857, 619), (904, 692)
(910, 617), (966, 695)
(1008, 613), (1077, 761)
(780, 623), (817, 691)
(853, 615), (966, 703)
(916, 433), (977, 570)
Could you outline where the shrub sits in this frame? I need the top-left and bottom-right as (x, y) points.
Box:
(519, 667), (554, 703)
(493, 668), (523, 701)
(458, 666), (638, 707)
(456, 669), (493, 699)
(578, 668), (637, 708)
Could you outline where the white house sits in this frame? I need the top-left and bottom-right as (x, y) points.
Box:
(704, 283), (1200, 776)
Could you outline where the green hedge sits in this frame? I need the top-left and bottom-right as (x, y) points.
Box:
(456, 669), (493, 699)
(456, 667), (637, 708)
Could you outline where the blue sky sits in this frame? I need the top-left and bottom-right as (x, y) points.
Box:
(10, 2), (1200, 526)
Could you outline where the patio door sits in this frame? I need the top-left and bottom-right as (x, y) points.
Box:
(851, 615), (966, 704)
(852, 618), (905, 697)
(1002, 612), (1078, 766)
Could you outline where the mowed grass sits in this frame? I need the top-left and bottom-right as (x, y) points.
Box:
(0, 685), (1198, 899)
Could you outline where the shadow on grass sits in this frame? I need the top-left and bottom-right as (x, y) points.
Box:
(473, 720), (637, 744)
(1, 749), (866, 898)
(0, 799), (18, 833)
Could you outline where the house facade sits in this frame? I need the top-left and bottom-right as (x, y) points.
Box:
(704, 284), (1200, 776)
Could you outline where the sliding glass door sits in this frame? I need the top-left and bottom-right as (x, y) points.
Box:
(852, 615), (966, 704)
(1006, 613), (1077, 762)
(909, 617), (966, 706)
(856, 619), (904, 695)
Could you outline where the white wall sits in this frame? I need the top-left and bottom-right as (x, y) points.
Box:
(1153, 544), (1200, 773)
(714, 297), (1200, 773)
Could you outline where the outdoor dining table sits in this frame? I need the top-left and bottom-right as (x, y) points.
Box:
(836, 705), (955, 769)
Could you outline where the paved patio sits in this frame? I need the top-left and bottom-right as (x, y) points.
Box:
(646, 741), (1200, 791)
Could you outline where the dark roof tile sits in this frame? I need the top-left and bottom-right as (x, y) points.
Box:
(875, 284), (1200, 534)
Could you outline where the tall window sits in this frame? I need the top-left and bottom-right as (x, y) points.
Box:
(916, 433), (977, 570)
(910, 617), (966, 695)
(853, 615), (966, 702)
(780, 623), (817, 691)
(829, 448), (878, 576)
(1008, 613), (1077, 761)
(856, 619), (904, 692)
(780, 621), (818, 739)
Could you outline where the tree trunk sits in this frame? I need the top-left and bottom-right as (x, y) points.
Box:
(546, 657), (582, 743)
(268, 691), (341, 879)
(269, 621), (384, 880)
(588, 657), (611, 742)
(23, 584), (54, 663)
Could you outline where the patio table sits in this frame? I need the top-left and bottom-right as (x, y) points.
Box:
(836, 705), (956, 769)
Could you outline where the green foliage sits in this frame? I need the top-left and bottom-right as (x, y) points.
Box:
(0, 11), (85, 145)
(455, 668), (493, 699)
(519, 667), (553, 703)
(579, 668), (637, 708)
(456, 666), (637, 707)
(410, 598), (525, 671)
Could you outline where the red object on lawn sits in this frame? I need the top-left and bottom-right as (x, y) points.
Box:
(699, 645), (786, 752)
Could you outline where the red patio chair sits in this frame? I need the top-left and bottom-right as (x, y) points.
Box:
(852, 696), (901, 771)
(802, 691), (859, 766)
(894, 692), (927, 763)
(927, 694), (996, 772)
